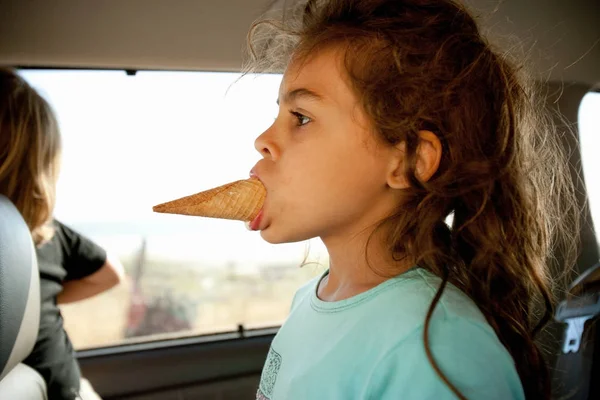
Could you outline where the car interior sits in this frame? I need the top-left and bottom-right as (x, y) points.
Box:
(0, 0), (599, 399)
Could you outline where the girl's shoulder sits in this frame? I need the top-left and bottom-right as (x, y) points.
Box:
(383, 267), (489, 324)
(366, 269), (523, 399)
(354, 267), (498, 345)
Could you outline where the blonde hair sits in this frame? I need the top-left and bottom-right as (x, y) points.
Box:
(0, 68), (61, 245)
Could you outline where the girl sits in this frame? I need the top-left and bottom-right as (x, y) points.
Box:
(245, 0), (578, 399)
(0, 68), (124, 400)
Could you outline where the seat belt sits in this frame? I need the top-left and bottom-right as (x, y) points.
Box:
(553, 261), (600, 400)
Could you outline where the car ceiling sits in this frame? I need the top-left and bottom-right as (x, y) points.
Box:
(0, 0), (598, 85)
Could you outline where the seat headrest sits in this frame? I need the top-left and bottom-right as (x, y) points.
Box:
(0, 195), (40, 380)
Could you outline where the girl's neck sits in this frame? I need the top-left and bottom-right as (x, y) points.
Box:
(318, 227), (413, 302)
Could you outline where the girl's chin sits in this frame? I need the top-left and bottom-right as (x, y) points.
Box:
(259, 225), (316, 245)
(259, 227), (285, 244)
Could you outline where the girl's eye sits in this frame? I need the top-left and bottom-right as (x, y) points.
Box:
(290, 111), (311, 127)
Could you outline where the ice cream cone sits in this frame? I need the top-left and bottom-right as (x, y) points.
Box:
(152, 178), (266, 222)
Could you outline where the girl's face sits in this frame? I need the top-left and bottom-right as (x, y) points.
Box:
(252, 48), (401, 245)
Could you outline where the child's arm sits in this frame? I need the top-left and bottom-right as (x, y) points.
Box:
(57, 254), (125, 304)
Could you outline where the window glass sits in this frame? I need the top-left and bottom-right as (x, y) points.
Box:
(21, 70), (327, 349)
(579, 91), (600, 240)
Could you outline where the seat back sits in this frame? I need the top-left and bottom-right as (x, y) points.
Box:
(0, 194), (40, 380)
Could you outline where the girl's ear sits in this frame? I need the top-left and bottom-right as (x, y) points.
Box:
(414, 130), (442, 182)
(387, 130), (442, 189)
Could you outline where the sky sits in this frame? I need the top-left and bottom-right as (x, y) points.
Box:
(19, 70), (600, 267)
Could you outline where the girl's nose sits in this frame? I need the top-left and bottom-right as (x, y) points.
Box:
(254, 127), (278, 160)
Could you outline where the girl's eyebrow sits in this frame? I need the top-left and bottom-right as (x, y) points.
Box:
(276, 88), (324, 105)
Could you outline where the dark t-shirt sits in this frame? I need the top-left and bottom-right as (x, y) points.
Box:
(23, 220), (106, 400)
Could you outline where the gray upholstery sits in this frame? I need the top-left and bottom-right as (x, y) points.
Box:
(0, 363), (47, 398)
(0, 194), (47, 398)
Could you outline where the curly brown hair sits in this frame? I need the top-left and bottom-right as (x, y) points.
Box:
(0, 68), (61, 245)
(245, 0), (580, 398)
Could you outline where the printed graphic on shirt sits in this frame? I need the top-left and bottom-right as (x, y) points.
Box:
(256, 347), (282, 400)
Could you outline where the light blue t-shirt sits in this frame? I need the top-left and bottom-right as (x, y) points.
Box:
(256, 267), (525, 399)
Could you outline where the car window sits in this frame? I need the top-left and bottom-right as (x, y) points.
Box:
(579, 91), (600, 241)
(21, 69), (327, 349)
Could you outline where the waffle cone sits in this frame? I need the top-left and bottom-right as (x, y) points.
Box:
(152, 178), (266, 221)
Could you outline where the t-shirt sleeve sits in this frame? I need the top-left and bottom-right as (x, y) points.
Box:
(55, 221), (107, 281)
(366, 318), (525, 400)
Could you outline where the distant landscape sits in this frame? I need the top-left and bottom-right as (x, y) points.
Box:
(60, 231), (327, 349)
